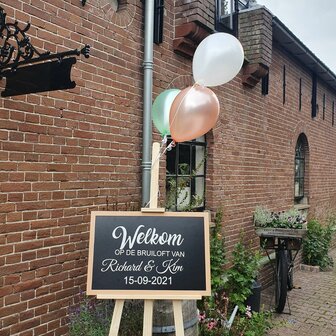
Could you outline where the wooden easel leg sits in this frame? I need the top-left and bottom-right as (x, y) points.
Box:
(173, 300), (185, 336)
(143, 299), (154, 336)
(109, 299), (125, 336)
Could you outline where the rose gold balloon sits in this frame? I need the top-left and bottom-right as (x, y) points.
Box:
(169, 85), (220, 143)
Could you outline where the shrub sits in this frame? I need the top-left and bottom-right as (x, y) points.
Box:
(230, 307), (273, 336)
(210, 210), (226, 292)
(195, 223), (273, 336)
(68, 293), (143, 336)
(302, 219), (334, 270)
(198, 210), (229, 335)
(223, 239), (261, 312)
(68, 294), (112, 336)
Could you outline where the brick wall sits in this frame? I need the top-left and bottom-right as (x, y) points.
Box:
(0, 1), (146, 335)
(1, 1), (336, 335)
(175, 0), (215, 30)
(208, 43), (336, 248)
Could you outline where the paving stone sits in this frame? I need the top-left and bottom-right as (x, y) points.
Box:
(262, 248), (336, 336)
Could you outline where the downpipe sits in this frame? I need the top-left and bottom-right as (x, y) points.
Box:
(141, 0), (155, 207)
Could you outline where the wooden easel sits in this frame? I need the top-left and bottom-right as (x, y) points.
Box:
(98, 142), (189, 336)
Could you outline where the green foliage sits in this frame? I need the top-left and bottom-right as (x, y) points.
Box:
(253, 206), (272, 227)
(198, 210), (229, 335)
(210, 210), (226, 292)
(198, 226), (272, 336)
(68, 295), (111, 336)
(199, 309), (272, 336)
(199, 318), (230, 336)
(254, 206), (306, 229)
(198, 291), (231, 336)
(230, 308), (273, 336)
(302, 219), (335, 270)
(223, 239), (261, 312)
(326, 214), (336, 234)
(68, 294), (143, 336)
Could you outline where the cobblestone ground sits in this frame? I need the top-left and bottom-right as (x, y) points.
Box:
(261, 249), (336, 336)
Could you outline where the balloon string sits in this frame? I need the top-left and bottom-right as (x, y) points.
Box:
(145, 80), (199, 208)
(160, 139), (175, 157)
(143, 138), (175, 208)
(169, 82), (199, 138)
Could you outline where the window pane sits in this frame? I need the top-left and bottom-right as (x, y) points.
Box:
(178, 144), (191, 175)
(299, 178), (304, 196)
(194, 176), (205, 207)
(294, 180), (300, 197)
(295, 158), (304, 178)
(294, 178), (304, 198)
(298, 160), (304, 178)
(166, 177), (176, 210)
(166, 145), (176, 175)
(176, 177), (191, 210)
(194, 145), (205, 176)
(294, 135), (306, 201)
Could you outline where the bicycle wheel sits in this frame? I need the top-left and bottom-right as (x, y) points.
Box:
(275, 250), (287, 313)
(286, 250), (294, 290)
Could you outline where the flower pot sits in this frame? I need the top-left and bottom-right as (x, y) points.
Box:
(245, 280), (261, 313)
(255, 227), (307, 239)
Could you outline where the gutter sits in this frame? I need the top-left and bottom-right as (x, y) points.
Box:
(272, 16), (336, 92)
(142, 0), (155, 207)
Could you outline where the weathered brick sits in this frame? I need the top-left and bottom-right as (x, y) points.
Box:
(0, 302), (27, 318)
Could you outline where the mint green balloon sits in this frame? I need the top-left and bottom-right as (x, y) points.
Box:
(152, 89), (180, 136)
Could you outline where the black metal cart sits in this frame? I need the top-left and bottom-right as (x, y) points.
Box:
(256, 227), (307, 313)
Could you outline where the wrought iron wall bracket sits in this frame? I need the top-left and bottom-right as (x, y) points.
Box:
(0, 6), (90, 78)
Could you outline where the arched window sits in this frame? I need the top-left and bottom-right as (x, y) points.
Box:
(294, 134), (308, 202)
(110, 0), (119, 11)
(166, 136), (206, 211)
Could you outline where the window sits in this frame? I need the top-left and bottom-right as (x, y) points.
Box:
(166, 136), (206, 211)
(294, 136), (305, 200)
(283, 65), (286, 104)
(107, 0), (127, 11)
(154, 0), (164, 44)
(110, 0), (119, 11)
(98, 0), (134, 28)
(261, 72), (269, 95)
(311, 74), (317, 118)
(323, 93), (326, 120)
(299, 78), (302, 111)
(216, 0), (233, 32)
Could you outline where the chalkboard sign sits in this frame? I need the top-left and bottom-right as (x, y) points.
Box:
(87, 211), (211, 299)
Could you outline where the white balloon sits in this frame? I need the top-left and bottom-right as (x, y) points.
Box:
(192, 33), (244, 87)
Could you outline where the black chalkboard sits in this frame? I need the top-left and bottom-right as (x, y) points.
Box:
(87, 211), (211, 299)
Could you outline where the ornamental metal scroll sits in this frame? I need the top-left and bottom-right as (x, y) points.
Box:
(0, 6), (90, 97)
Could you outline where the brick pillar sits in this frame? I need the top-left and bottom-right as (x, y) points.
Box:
(239, 7), (273, 87)
(175, 0), (215, 30)
(173, 0), (214, 58)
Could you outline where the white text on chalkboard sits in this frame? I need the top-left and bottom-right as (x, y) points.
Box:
(112, 225), (185, 249)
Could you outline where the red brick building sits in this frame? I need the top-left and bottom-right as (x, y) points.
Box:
(1, 0), (336, 335)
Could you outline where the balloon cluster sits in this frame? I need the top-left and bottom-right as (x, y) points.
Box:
(152, 33), (244, 143)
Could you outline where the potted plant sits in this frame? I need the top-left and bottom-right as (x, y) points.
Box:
(254, 206), (307, 242)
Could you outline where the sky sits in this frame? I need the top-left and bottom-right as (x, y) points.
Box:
(257, 0), (336, 74)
